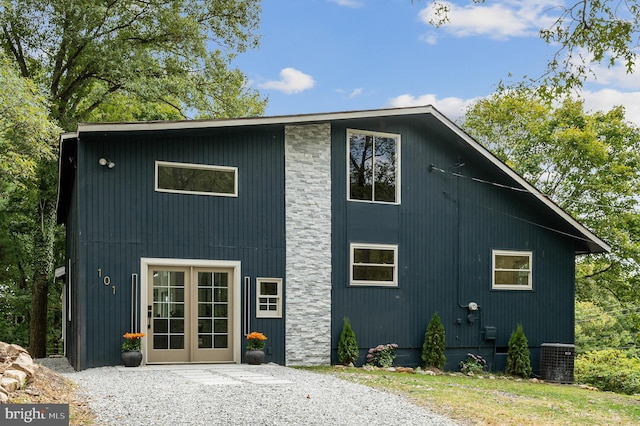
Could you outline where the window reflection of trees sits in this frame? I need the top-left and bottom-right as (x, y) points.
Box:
(349, 133), (397, 202)
(158, 165), (235, 194)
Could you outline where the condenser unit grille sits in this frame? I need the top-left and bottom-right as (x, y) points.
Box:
(541, 343), (575, 384)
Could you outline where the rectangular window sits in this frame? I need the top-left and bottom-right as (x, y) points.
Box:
(350, 243), (398, 287)
(348, 129), (400, 204)
(155, 161), (237, 197)
(256, 278), (282, 318)
(492, 250), (533, 290)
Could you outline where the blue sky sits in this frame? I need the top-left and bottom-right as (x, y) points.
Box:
(232, 0), (640, 126)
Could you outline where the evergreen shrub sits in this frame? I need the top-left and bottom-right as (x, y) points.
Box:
(337, 317), (359, 365)
(506, 324), (532, 378)
(422, 312), (446, 369)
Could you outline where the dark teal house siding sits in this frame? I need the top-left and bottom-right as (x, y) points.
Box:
(62, 127), (286, 369)
(330, 115), (582, 373)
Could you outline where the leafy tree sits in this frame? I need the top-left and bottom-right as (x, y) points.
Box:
(0, 52), (58, 185)
(422, 312), (446, 369)
(0, 0), (266, 357)
(506, 324), (532, 378)
(423, 0), (640, 95)
(337, 317), (359, 366)
(0, 52), (59, 349)
(0, 0), (266, 129)
(575, 301), (636, 353)
(461, 92), (640, 313)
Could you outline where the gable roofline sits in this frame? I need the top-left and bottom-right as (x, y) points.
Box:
(74, 106), (438, 133)
(65, 105), (610, 254)
(425, 107), (611, 255)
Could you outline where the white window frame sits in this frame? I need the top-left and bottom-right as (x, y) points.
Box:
(492, 250), (533, 290)
(346, 129), (401, 204)
(155, 160), (238, 197)
(256, 278), (283, 318)
(350, 243), (398, 287)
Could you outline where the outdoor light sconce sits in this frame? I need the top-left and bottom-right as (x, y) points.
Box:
(99, 158), (116, 169)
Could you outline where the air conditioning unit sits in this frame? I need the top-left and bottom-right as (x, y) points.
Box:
(540, 343), (575, 384)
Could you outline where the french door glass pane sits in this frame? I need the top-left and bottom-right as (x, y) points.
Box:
(197, 272), (229, 350)
(152, 271), (185, 350)
(197, 272), (229, 349)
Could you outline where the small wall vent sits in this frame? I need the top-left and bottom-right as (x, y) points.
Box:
(540, 343), (575, 384)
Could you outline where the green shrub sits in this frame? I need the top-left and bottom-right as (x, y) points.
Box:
(460, 353), (487, 375)
(575, 349), (640, 395)
(337, 317), (359, 365)
(366, 343), (398, 367)
(422, 312), (446, 369)
(506, 324), (532, 378)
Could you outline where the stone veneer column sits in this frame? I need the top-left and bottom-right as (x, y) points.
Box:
(284, 123), (332, 366)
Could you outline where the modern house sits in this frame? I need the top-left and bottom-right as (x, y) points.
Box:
(56, 106), (609, 371)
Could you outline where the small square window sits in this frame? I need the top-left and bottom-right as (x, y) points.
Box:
(256, 278), (282, 318)
(350, 243), (398, 287)
(492, 250), (532, 290)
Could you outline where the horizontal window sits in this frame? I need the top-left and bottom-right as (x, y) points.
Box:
(350, 243), (398, 287)
(348, 129), (400, 204)
(492, 250), (532, 290)
(155, 161), (237, 197)
(256, 278), (282, 318)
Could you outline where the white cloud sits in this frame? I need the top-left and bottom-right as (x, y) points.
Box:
(419, 33), (438, 45)
(348, 88), (363, 98)
(328, 0), (363, 8)
(419, 1), (559, 42)
(580, 89), (640, 127)
(387, 93), (480, 122)
(586, 62), (640, 90)
(259, 68), (315, 94)
(388, 88), (640, 128)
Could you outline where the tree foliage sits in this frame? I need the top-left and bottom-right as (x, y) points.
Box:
(0, 0), (266, 129)
(424, 0), (640, 95)
(461, 92), (640, 310)
(0, 53), (60, 350)
(575, 301), (637, 353)
(0, 52), (58, 186)
(422, 312), (446, 369)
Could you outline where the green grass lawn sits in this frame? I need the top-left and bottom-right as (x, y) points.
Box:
(307, 367), (640, 425)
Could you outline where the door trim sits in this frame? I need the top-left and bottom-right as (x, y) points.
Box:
(140, 258), (242, 366)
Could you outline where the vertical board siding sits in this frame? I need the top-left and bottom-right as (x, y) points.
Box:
(331, 117), (578, 373)
(73, 127), (286, 369)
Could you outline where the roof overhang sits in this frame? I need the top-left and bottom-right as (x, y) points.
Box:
(59, 105), (611, 254)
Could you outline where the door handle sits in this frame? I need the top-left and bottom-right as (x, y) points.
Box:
(147, 305), (152, 329)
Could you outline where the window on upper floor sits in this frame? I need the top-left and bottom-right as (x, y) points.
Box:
(347, 129), (400, 204)
(155, 161), (237, 197)
(492, 250), (533, 290)
(350, 243), (398, 287)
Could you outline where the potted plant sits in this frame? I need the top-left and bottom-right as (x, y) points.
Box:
(245, 331), (267, 365)
(121, 332), (145, 367)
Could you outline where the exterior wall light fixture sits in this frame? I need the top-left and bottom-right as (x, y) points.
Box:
(99, 158), (116, 169)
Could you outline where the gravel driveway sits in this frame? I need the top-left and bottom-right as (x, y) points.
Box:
(40, 359), (457, 425)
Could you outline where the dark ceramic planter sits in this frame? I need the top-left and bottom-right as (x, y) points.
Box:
(121, 350), (143, 367)
(245, 349), (265, 365)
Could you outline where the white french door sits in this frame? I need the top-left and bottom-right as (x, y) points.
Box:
(142, 259), (240, 364)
